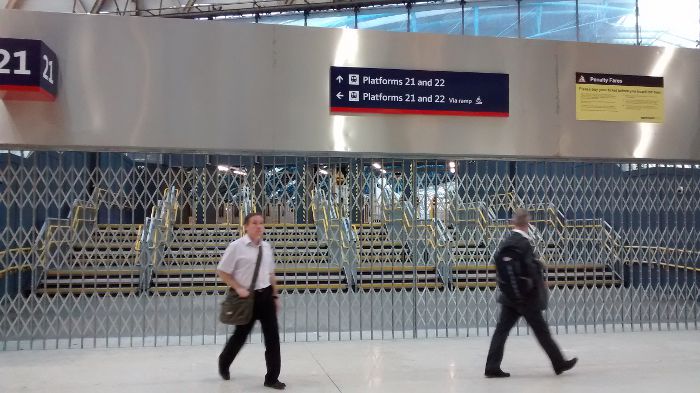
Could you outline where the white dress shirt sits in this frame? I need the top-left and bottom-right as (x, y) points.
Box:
(217, 235), (275, 290)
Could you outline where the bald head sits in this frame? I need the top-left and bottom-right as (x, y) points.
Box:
(512, 208), (530, 229)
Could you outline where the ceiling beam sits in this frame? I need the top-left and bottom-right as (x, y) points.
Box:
(90, 0), (106, 13)
(159, 0), (413, 18)
(182, 0), (196, 14)
(133, 0), (146, 16)
(5, 0), (24, 9)
(73, 0), (90, 13)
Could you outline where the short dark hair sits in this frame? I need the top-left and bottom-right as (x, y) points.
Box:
(512, 208), (530, 226)
(243, 212), (264, 225)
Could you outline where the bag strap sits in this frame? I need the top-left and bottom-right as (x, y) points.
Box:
(248, 245), (264, 292)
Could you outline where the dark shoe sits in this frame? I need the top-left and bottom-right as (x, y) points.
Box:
(555, 357), (578, 375)
(264, 380), (287, 390)
(484, 369), (511, 378)
(218, 358), (230, 381)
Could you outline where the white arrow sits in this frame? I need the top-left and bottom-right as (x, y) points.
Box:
(336, 92), (344, 99)
(336, 75), (344, 83)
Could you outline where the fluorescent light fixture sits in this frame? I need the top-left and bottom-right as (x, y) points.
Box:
(372, 162), (382, 169)
(217, 165), (230, 172)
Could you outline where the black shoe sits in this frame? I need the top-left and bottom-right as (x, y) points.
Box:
(264, 380), (287, 390)
(218, 359), (230, 381)
(555, 358), (578, 375)
(484, 369), (511, 378)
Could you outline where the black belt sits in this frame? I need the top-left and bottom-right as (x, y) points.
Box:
(254, 286), (271, 293)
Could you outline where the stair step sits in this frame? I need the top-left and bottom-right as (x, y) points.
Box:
(149, 283), (346, 293)
(358, 282), (443, 290)
(68, 259), (139, 264)
(455, 282), (498, 289)
(547, 280), (621, 287)
(358, 274), (439, 280)
(153, 275), (345, 284)
(37, 287), (138, 295)
(357, 265), (435, 272)
(91, 234), (139, 239)
(163, 251), (328, 258)
(161, 255), (328, 264)
(451, 264), (495, 271)
(360, 258), (407, 263)
(74, 243), (136, 250)
(164, 242), (324, 249)
(46, 269), (140, 276)
(42, 278), (140, 285)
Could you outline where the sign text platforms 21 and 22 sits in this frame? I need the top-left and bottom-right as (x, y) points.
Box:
(330, 66), (509, 117)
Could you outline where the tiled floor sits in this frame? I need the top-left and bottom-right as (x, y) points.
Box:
(1, 329), (699, 392)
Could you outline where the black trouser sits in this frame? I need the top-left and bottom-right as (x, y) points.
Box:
(485, 304), (565, 372)
(219, 286), (281, 383)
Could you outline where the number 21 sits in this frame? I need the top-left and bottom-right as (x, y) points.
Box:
(43, 55), (54, 84)
(0, 49), (31, 75)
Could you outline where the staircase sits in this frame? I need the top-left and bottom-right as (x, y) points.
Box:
(354, 223), (442, 290)
(445, 214), (622, 289)
(149, 223), (347, 294)
(32, 194), (624, 296)
(269, 224), (345, 292)
(37, 224), (142, 296)
(446, 221), (492, 289)
(149, 224), (239, 294)
(544, 264), (620, 287)
(448, 264), (619, 290)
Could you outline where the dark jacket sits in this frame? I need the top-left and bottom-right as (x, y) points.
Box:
(494, 231), (548, 310)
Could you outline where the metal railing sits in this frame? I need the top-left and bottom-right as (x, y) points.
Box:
(312, 189), (358, 281)
(624, 245), (700, 272)
(0, 248), (34, 296)
(138, 186), (180, 291)
(1, 151), (697, 350)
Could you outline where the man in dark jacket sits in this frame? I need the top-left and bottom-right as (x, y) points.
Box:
(484, 208), (578, 378)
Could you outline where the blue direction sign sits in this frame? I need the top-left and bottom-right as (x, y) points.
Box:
(0, 38), (59, 101)
(330, 66), (508, 117)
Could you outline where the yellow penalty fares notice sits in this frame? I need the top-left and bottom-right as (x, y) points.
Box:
(575, 73), (664, 123)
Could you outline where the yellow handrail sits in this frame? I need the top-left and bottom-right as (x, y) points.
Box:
(0, 247), (33, 257)
(39, 223), (65, 267)
(653, 262), (700, 272)
(623, 245), (699, 274)
(413, 222), (445, 248)
(626, 260), (700, 273)
(624, 245), (700, 255)
(478, 209), (487, 229)
(547, 207), (566, 228)
(71, 205), (82, 230)
(0, 264), (33, 278)
(150, 227), (160, 267)
(134, 225), (144, 252)
(0, 248), (34, 276)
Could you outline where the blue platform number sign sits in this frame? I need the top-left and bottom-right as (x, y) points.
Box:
(0, 38), (58, 101)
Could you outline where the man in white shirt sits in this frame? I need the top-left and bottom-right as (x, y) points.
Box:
(217, 212), (285, 390)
